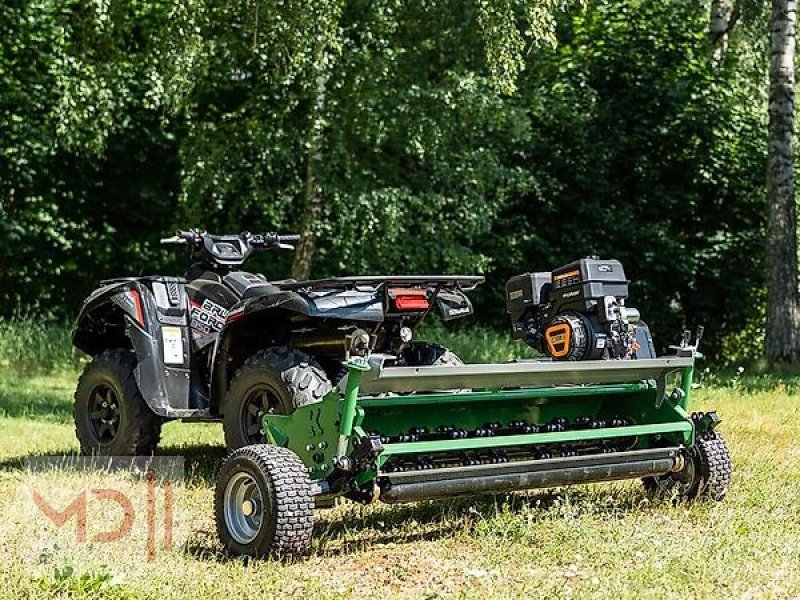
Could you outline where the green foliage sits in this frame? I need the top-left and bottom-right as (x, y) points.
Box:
(486, 0), (766, 354)
(0, 0), (771, 359)
(35, 564), (137, 599)
(0, 0), (181, 311)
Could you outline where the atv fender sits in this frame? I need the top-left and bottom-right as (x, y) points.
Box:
(74, 278), (197, 418)
(208, 289), (382, 405)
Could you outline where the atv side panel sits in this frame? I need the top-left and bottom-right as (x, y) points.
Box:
(74, 277), (198, 418)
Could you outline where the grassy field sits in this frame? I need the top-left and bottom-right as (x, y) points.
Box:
(0, 320), (799, 599)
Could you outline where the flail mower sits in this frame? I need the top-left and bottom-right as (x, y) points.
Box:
(215, 257), (732, 558)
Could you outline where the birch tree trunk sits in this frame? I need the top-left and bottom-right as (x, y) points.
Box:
(291, 68), (326, 281)
(709, 0), (734, 40)
(766, 0), (800, 362)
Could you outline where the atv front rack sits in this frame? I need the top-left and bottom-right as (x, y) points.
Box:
(261, 354), (707, 504)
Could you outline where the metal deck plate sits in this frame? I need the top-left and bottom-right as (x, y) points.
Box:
(357, 356), (694, 394)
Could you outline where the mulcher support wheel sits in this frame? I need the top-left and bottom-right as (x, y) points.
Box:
(74, 349), (162, 456)
(223, 347), (332, 451)
(643, 432), (732, 502)
(215, 444), (314, 559)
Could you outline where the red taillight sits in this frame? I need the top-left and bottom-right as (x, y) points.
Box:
(389, 288), (430, 311)
(129, 289), (144, 325)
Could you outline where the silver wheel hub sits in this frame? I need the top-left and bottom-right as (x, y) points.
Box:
(224, 472), (265, 544)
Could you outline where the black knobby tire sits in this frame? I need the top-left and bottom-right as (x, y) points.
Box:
(692, 433), (732, 501)
(215, 444), (314, 559)
(401, 341), (463, 367)
(223, 347), (332, 451)
(74, 349), (162, 456)
(643, 432), (732, 502)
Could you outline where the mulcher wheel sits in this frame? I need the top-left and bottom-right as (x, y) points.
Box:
(643, 432), (732, 502)
(223, 347), (332, 451)
(74, 349), (162, 455)
(215, 444), (314, 559)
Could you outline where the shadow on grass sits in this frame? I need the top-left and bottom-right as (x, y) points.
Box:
(308, 488), (650, 556)
(186, 485), (655, 561)
(159, 443), (227, 482)
(0, 443), (227, 481)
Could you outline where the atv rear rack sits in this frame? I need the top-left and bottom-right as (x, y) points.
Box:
(277, 275), (485, 291)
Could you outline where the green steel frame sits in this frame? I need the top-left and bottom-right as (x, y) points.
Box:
(261, 357), (697, 487)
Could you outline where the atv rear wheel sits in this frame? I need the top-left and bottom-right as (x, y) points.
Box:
(74, 349), (162, 456)
(215, 444), (314, 559)
(223, 347), (332, 451)
(643, 432), (732, 502)
(400, 341), (463, 367)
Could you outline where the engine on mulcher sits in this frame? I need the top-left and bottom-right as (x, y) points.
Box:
(506, 257), (655, 360)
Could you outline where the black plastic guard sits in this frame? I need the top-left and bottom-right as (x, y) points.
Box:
(127, 317), (195, 417)
(124, 282), (197, 418)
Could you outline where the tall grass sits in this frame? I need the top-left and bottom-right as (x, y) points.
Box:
(0, 318), (83, 374)
(418, 321), (537, 363)
(0, 316), (527, 376)
(3, 314), (799, 394)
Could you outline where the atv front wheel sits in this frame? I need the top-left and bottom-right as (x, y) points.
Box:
(215, 444), (314, 559)
(74, 349), (162, 455)
(223, 347), (332, 450)
(643, 432), (732, 502)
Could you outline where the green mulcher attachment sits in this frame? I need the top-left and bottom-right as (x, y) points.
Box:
(214, 344), (732, 559)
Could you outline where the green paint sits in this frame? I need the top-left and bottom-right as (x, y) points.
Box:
(337, 357), (371, 456)
(356, 382), (652, 408)
(380, 422), (693, 456)
(680, 366), (694, 410)
(263, 421), (289, 447)
(261, 388), (341, 480)
(260, 357), (698, 487)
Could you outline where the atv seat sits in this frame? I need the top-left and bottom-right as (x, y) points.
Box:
(239, 283), (281, 299)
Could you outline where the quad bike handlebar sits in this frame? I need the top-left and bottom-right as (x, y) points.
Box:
(160, 229), (299, 248)
(160, 229), (300, 268)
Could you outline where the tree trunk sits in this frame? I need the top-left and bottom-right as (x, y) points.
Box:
(709, 0), (734, 40)
(291, 69), (326, 281)
(766, 0), (800, 362)
(708, 0), (742, 70)
(291, 125), (323, 281)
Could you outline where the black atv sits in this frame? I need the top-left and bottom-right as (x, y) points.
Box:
(72, 229), (482, 455)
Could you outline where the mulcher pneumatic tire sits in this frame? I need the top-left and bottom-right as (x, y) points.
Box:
(223, 347), (332, 451)
(215, 444), (314, 559)
(74, 349), (162, 456)
(643, 431), (732, 502)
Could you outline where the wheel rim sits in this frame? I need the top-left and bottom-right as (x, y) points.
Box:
(88, 384), (121, 443)
(240, 385), (281, 444)
(224, 471), (265, 544)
